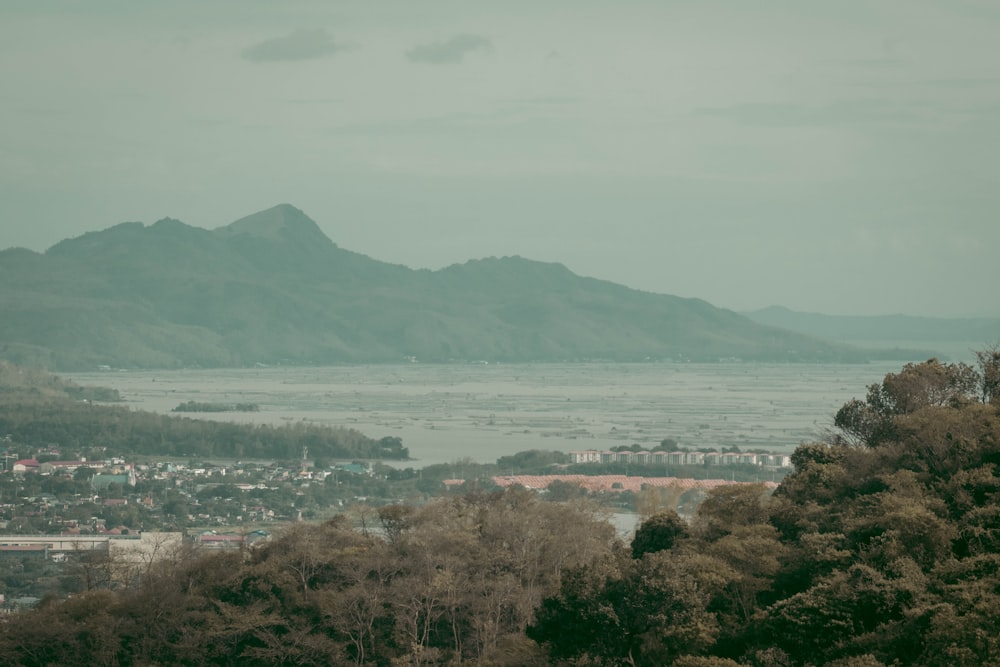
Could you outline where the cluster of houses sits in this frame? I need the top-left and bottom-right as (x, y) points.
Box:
(568, 449), (793, 468)
(5, 453), (373, 491)
(0, 449), (381, 536)
(10, 457), (137, 490)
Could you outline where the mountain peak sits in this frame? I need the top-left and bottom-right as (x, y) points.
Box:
(215, 204), (332, 246)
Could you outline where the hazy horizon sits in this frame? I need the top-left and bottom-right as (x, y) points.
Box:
(2, 1), (998, 318)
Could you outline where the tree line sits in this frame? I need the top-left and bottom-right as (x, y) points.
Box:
(0, 393), (408, 461)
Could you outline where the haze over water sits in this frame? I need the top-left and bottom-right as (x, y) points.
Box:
(69, 362), (903, 467)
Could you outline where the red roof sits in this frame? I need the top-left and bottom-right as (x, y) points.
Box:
(492, 474), (778, 493)
(197, 534), (245, 543)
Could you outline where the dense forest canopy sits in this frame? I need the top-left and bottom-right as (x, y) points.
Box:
(1, 352), (1000, 665)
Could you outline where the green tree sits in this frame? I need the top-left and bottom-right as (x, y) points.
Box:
(835, 358), (980, 447)
(976, 343), (1000, 405)
(529, 550), (728, 666)
(632, 510), (688, 558)
(693, 483), (772, 542)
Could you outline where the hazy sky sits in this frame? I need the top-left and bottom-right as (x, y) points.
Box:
(2, 1), (998, 317)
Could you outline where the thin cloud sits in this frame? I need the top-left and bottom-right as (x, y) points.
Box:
(695, 101), (925, 127)
(242, 28), (345, 63)
(406, 34), (492, 64)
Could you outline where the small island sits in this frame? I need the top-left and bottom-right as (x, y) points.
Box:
(171, 400), (260, 413)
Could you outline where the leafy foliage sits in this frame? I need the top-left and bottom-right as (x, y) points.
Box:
(0, 488), (613, 666)
(632, 510), (688, 558)
(530, 355), (1000, 665)
(834, 358), (979, 446)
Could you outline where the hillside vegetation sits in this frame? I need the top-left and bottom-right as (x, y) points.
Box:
(2, 352), (1000, 665)
(0, 204), (866, 370)
(0, 360), (120, 402)
(0, 362), (407, 462)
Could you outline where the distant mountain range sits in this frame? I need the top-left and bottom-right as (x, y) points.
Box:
(0, 204), (938, 370)
(745, 306), (1000, 363)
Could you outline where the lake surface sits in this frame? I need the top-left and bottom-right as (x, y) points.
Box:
(67, 362), (902, 467)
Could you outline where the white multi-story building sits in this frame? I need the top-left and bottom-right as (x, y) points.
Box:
(567, 449), (792, 468)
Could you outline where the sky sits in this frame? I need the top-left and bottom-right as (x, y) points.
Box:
(1, 0), (998, 318)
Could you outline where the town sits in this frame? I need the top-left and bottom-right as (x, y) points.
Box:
(0, 441), (795, 610)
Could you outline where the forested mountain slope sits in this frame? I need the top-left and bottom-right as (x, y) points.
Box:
(0, 204), (865, 369)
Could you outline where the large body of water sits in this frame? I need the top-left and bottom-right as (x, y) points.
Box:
(67, 362), (903, 467)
